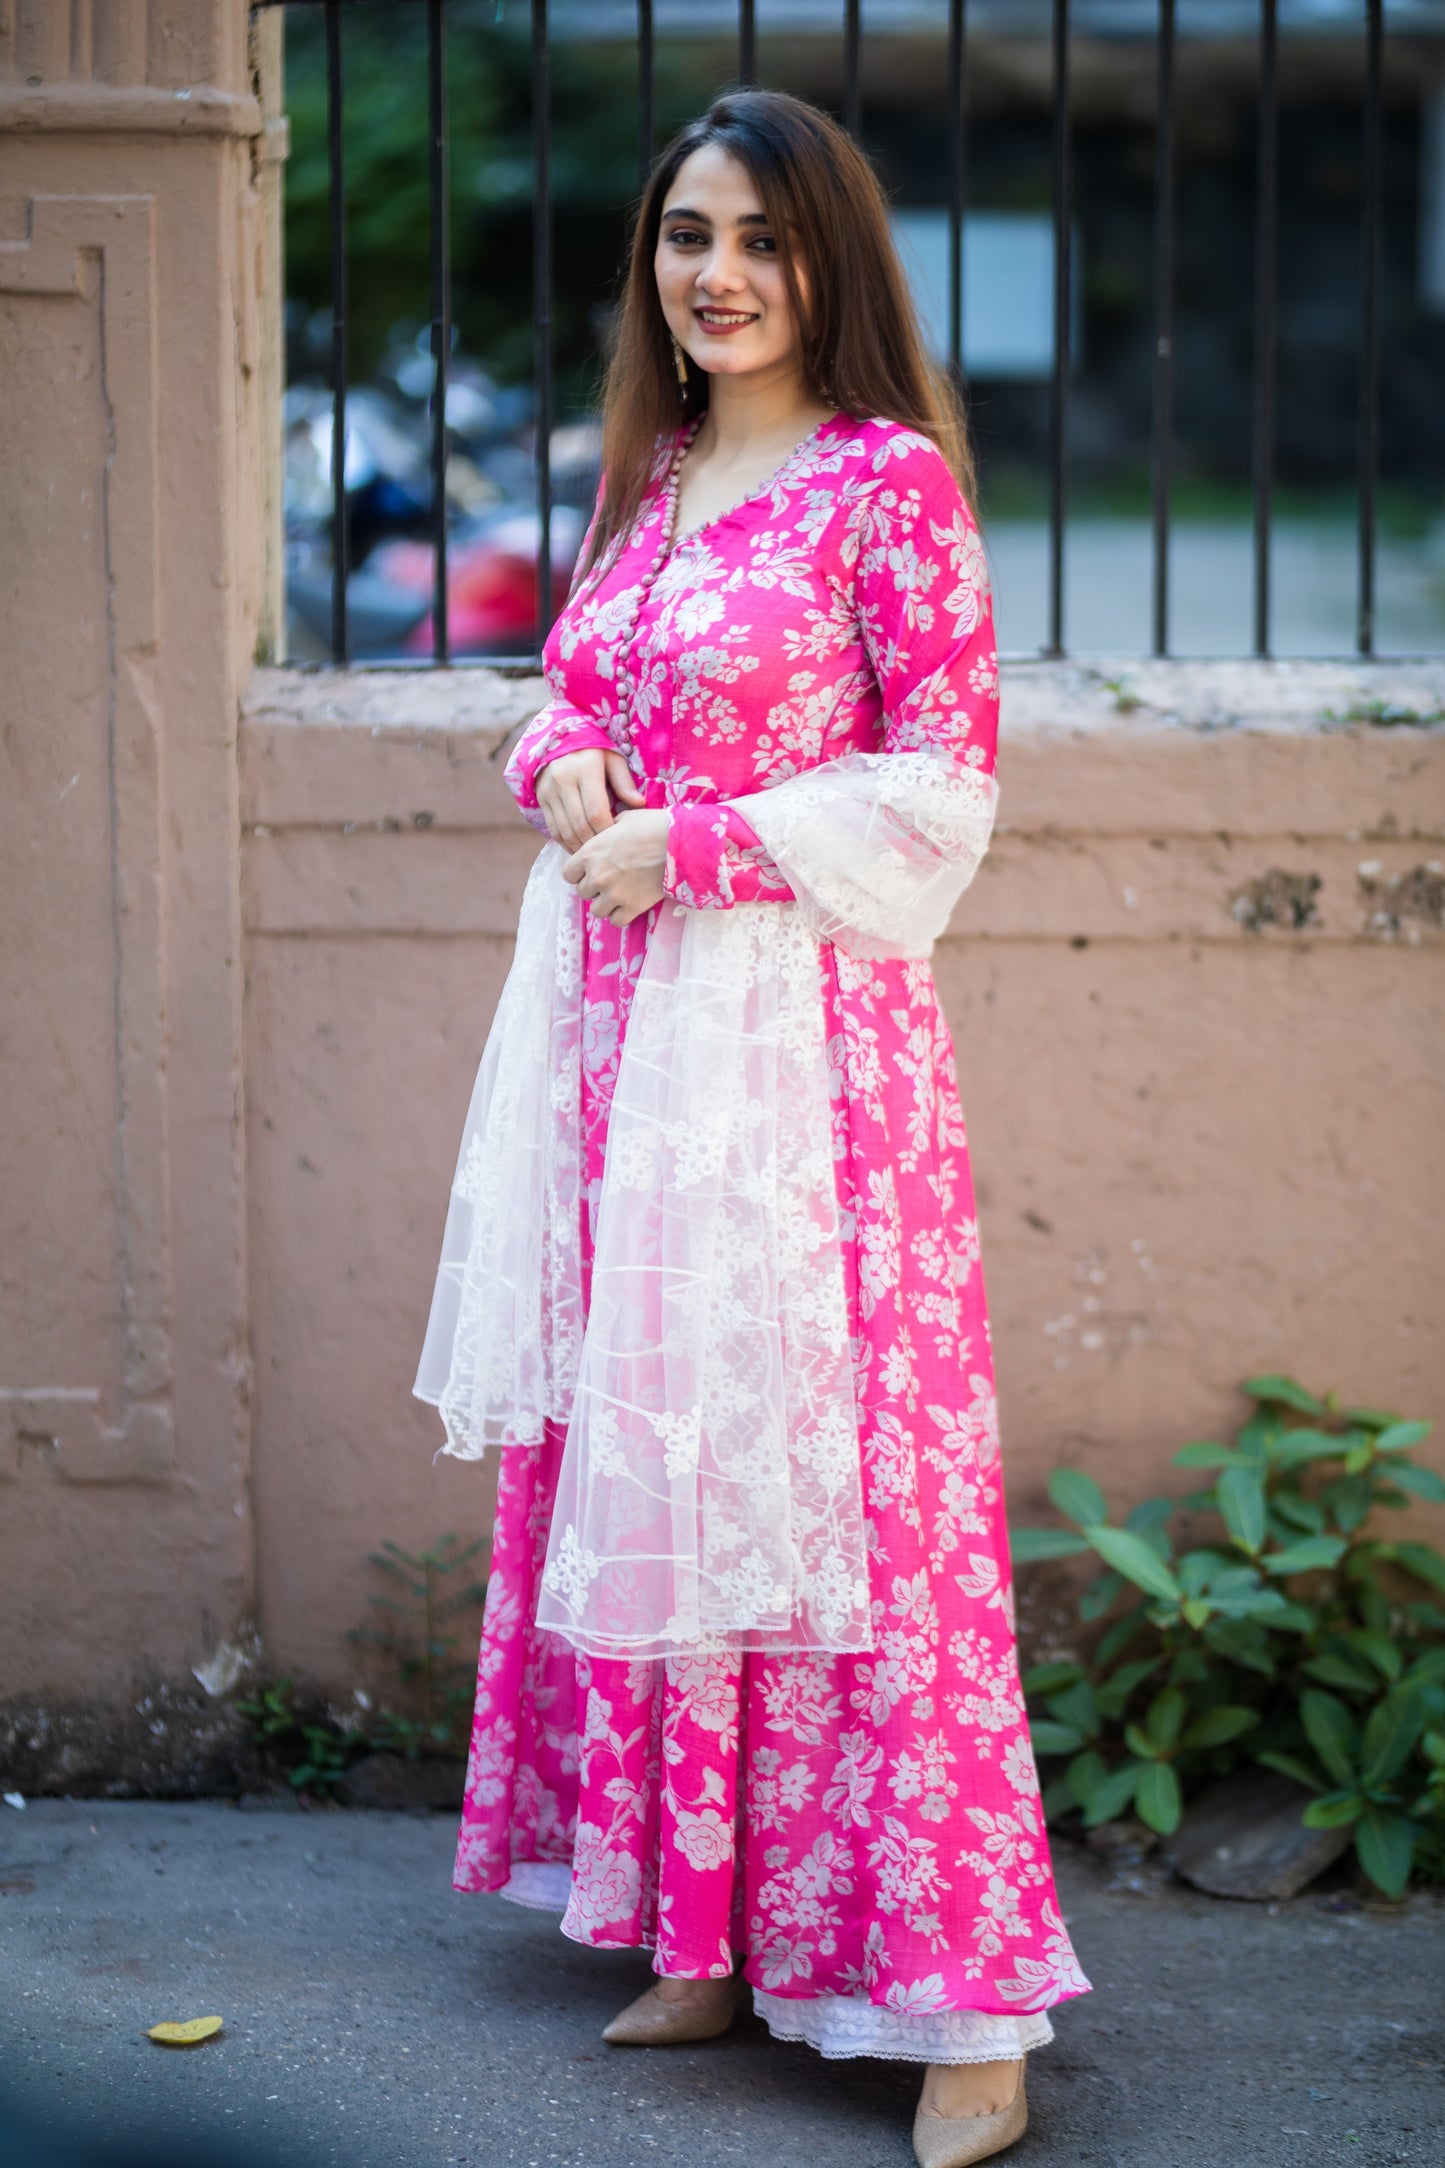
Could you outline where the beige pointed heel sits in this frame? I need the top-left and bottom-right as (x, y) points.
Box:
(912, 2063), (1027, 2168)
(601, 1974), (740, 2047)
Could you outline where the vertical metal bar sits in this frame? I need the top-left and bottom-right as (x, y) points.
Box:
(533, 0), (554, 646)
(1252, 0), (1278, 659)
(427, 0), (451, 666)
(946, 0), (966, 387)
(843, 0), (861, 138)
(1151, 0), (1175, 657)
(739, 0), (756, 87)
(1048, 0), (1071, 658)
(325, 0), (349, 665)
(637, 0), (654, 197)
(1357, 0), (1383, 656)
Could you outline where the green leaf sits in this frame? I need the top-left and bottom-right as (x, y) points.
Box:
(1300, 1690), (1360, 1788)
(1303, 1653), (1380, 1696)
(1346, 1629), (1403, 1683)
(1009, 1527), (1093, 1563)
(1374, 1420), (1432, 1454)
(1065, 1750), (1109, 1809)
(1124, 1723), (1158, 1761)
(1272, 1493), (1326, 1535)
(1271, 1429), (1349, 1469)
(1045, 1680), (1100, 1739)
(1232, 1588), (1290, 1622)
(1343, 1405), (1401, 1432)
(1124, 1496), (1176, 1559)
(1086, 1526), (1182, 1603)
(1360, 1691), (1428, 1790)
(1079, 1569), (1127, 1623)
(1041, 1771), (1076, 1822)
(1048, 1468), (1108, 1529)
(1262, 1536), (1348, 1578)
(1029, 1719), (1085, 1758)
(1173, 1441), (1248, 1469)
(1181, 1598), (1212, 1630)
(1114, 1657), (1167, 1697)
(1264, 1600), (1314, 1633)
(1217, 1465), (1267, 1556)
(1202, 1618), (1277, 1676)
(1321, 1475), (1374, 1535)
(1302, 1791), (1365, 1828)
(1022, 1661), (1086, 1697)
(1393, 1543), (1445, 1594)
(1387, 1462), (1445, 1504)
(1343, 1440), (1374, 1476)
(1134, 1759), (1182, 1835)
(1093, 1608), (1145, 1666)
(1355, 1807), (1416, 1900)
(1254, 1749), (1323, 1792)
(1081, 1761), (1144, 1828)
(1145, 1686), (1187, 1750)
(1245, 1375), (1325, 1415)
(1182, 1705), (1260, 1750)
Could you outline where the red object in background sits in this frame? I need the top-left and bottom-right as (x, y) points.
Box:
(372, 516), (578, 656)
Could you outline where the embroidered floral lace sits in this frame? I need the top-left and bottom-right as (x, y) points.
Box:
(415, 747), (995, 1660)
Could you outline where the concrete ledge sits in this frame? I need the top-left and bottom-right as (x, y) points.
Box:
(241, 659), (1445, 941)
(0, 83), (264, 136)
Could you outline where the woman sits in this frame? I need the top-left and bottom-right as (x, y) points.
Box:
(415, 88), (1088, 2168)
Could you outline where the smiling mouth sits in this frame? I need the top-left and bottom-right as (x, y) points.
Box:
(694, 308), (759, 331)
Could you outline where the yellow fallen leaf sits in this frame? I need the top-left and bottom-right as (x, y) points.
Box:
(147, 2016), (224, 2047)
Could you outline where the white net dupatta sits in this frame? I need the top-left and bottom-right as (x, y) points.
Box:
(739, 747), (999, 962)
(535, 898), (870, 1657)
(412, 842), (585, 1454)
(417, 747), (998, 1659)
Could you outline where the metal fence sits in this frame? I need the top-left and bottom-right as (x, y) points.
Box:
(256, 0), (1391, 668)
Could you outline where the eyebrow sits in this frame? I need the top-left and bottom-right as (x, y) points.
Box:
(660, 207), (769, 228)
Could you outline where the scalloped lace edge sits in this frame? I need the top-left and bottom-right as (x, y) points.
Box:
(753, 1989), (1053, 2065)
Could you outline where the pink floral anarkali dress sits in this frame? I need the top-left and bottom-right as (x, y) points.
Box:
(415, 411), (1089, 2063)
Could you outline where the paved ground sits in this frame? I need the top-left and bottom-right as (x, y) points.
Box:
(0, 1800), (1441, 2168)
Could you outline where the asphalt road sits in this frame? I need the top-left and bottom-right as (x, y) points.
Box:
(0, 1800), (1441, 2168)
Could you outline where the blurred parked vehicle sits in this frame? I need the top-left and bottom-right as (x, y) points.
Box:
(283, 321), (599, 658)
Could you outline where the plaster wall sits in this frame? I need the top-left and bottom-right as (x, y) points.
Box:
(1, 1), (1442, 1734)
(0, 1), (277, 1703)
(239, 660), (1445, 1688)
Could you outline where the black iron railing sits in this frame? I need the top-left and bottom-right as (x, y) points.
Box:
(257, 0), (1396, 668)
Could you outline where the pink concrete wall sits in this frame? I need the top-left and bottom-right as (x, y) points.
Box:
(238, 662), (1445, 1689)
(4, 0), (1441, 1743)
(0, 0), (273, 1705)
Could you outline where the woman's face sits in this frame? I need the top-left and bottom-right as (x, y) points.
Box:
(655, 143), (805, 383)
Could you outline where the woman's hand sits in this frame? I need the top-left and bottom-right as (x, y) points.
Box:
(563, 809), (671, 929)
(535, 746), (645, 853)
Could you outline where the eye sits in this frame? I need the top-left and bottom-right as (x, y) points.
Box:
(665, 226), (707, 248)
(748, 234), (777, 254)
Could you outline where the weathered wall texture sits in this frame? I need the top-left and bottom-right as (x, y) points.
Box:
(237, 660), (1445, 1689)
(0, 2), (281, 1707)
(1, 3), (1442, 1760)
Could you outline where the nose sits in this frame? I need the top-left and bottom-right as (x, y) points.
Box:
(694, 244), (748, 296)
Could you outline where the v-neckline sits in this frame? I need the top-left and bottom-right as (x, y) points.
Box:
(660, 410), (840, 560)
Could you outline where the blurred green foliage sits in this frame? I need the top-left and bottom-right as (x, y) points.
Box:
(282, 5), (719, 393)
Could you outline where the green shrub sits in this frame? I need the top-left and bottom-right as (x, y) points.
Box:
(1011, 1375), (1445, 1898)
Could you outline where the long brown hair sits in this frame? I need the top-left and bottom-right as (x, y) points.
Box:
(582, 88), (975, 578)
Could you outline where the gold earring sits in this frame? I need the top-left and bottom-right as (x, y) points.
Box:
(670, 333), (689, 397)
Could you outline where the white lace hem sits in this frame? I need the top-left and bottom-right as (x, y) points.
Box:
(493, 1866), (1054, 2064)
(496, 1860), (573, 1911)
(752, 1989), (1052, 2065)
